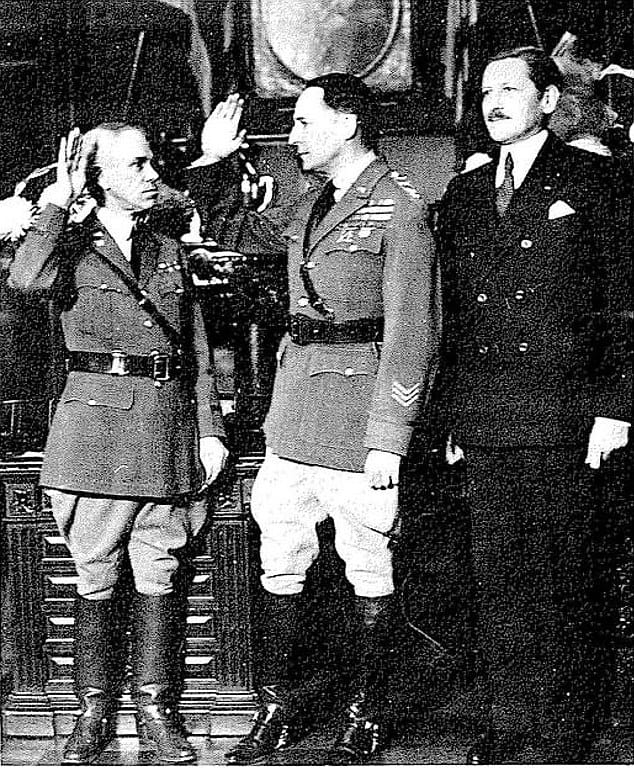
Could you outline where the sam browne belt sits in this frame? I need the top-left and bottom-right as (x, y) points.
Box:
(288, 314), (384, 346)
(66, 350), (183, 381)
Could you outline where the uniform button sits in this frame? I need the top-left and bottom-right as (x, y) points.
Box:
(476, 293), (488, 304)
(87, 399), (96, 406)
(514, 289), (526, 301)
(154, 381), (162, 389)
(290, 234), (299, 242)
(469, 251), (476, 258)
(520, 239), (533, 249)
(349, 244), (359, 252)
(297, 297), (309, 307)
(306, 261), (316, 269)
(518, 342), (529, 353)
(143, 319), (153, 328)
(344, 367), (355, 377)
(356, 186), (367, 194)
(158, 262), (167, 269)
(100, 283), (108, 290)
(478, 345), (489, 355)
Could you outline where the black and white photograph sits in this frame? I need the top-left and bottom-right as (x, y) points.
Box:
(0, 0), (632, 765)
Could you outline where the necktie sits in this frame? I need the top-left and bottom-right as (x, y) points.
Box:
(496, 153), (514, 216)
(308, 180), (337, 233)
(129, 225), (142, 280)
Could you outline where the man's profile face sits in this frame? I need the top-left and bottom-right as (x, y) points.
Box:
(481, 58), (557, 144)
(288, 86), (352, 175)
(97, 129), (159, 213)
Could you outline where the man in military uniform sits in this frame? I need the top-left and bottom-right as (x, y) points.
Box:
(429, 47), (632, 763)
(186, 73), (440, 763)
(9, 125), (228, 764)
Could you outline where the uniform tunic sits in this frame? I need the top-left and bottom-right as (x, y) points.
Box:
(188, 158), (441, 472)
(9, 203), (225, 499)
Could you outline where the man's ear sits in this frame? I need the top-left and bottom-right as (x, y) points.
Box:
(340, 113), (359, 142)
(541, 84), (561, 116)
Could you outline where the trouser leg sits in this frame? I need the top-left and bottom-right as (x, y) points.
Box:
(465, 446), (608, 763)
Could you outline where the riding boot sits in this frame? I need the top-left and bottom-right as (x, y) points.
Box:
(333, 594), (394, 764)
(62, 597), (118, 764)
(226, 591), (301, 764)
(131, 592), (195, 764)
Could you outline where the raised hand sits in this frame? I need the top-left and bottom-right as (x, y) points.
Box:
(41, 128), (88, 210)
(195, 93), (247, 165)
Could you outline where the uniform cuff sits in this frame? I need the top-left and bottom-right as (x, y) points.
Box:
(364, 418), (412, 456)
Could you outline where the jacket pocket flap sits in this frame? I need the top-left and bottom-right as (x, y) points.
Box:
(308, 347), (378, 377)
(63, 373), (134, 410)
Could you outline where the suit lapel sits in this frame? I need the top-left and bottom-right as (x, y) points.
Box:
(306, 160), (391, 255)
(480, 133), (566, 282)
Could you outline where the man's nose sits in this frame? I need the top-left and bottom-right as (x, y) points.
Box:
(146, 163), (159, 182)
(288, 126), (299, 146)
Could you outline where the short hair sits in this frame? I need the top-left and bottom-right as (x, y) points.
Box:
(83, 122), (147, 207)
(486, 46), (564, 94)
(304, 73), (379, 151)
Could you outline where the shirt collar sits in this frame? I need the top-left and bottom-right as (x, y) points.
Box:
(497, 129), (548, 188)
(97, 207), (136, 259)
(331, 151), (377, 201)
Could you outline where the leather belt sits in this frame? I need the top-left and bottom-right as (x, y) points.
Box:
(288, 314), (384, 346)
(66, 350), (183, 381)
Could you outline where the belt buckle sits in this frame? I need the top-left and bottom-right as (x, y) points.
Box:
(152, 353), (170, 381)
(290, 315), (309, 346)
(108, 350), (129, 376)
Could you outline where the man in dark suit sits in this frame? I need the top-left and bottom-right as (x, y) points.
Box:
(429, 47), (632, 763)
(9, 124), (228, 765)
(186, 74), (440, 763)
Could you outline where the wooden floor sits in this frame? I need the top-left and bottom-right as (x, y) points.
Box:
(2, 724), (633, 765)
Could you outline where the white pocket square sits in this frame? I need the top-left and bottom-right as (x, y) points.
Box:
(548, 200), (576, 219)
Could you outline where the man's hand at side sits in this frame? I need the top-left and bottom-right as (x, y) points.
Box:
(199, 436), (229, 485)
(364, 449), (401, 490)
(585, 416), (630, 469)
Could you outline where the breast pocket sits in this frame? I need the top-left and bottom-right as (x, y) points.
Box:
(300, 346), (379, 446)
(70, 279), (120, 337)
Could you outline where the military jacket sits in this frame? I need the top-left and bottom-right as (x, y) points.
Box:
(429, 133), (632, 447)
(9, 204), (225, 497)
(188, 159), (440, 471)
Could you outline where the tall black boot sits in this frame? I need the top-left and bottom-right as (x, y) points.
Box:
(131, 592), (196, 764)
(62, 597), (118, 764)
(332, 594), (395, 764)
(226, 591), (301, 765)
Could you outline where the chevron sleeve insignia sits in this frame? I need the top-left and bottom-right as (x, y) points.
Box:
(390, 380), (421, 407)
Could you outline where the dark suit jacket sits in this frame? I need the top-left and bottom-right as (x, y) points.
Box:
(428, 133), (632, 447)
(188, 159), (441, 471)
(9, 204), (225, 498)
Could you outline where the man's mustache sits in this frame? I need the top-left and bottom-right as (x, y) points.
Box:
(486, 109), (508, 121)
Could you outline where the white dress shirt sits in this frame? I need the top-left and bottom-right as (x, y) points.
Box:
(495, 129), (548, 189)
(97, 207), (136, 261)
(331, 151), (377, 202)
